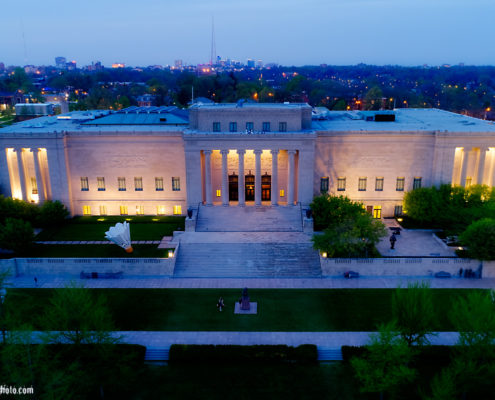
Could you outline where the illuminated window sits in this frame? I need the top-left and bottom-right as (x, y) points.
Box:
(375, 177), (384, 191)
(80, 177), (89, 191)
(396, 177), (405, 191)
(97, 177), (105, 191)
(280, 189), (285, 197)
(373, 206), (382, 219)
(155, 177), (164, 191)
(337, 177), (346, 191)
(279, 122), (287, 132)
(320, 177), (329, 193)
(229, 122), (237, 132)
(136, 205), (144, 215)
(172, 177), (180, 191)
(120, 205), (128, 215)
(394, 205), (403, 217)
(213, 122), (221, 132)
(358, 177), (367, 191)
(173, 205), (182, 215)
(216, 189), (221, 197)
(246, 122), (254, 132)
(118, 177), (126, 191)
(30, 177), (38, 194)
(157, 205), (166, 215)
(83, 205), (91, 215)
(465, 177), (472, 187)
(413, 177), (422, 189)
(99, 205), (107, 215)
(262, 122), (270, 132)
(134, 177), (143, 191)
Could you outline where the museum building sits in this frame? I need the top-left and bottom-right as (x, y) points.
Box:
(1, 103), (495, 218)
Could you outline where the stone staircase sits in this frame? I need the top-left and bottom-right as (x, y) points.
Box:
(144, 347), (169, 362)
(173, 242), (321, 278)
(196, 205), (303, 232)
(317, 347), (343, 361)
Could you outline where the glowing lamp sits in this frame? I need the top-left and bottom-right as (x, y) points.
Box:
(168, 250), (174, 258)
(397, 218), (403, 222)
(321, 252), (327, 258)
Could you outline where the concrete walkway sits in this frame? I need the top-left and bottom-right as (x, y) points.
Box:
(9, 275), (495, 289)
(35, 240), (161, 245)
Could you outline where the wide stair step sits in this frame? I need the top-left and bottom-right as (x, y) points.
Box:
(145, 347), (170, 361)
(317, 347), (343, 361)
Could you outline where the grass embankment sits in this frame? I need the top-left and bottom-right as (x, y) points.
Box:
(7, 288), (479, 332)
(36, 216), (185, 241)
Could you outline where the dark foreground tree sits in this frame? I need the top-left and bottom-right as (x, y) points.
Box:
(459, 218), (495, 260)
(0, 218), (34, 255)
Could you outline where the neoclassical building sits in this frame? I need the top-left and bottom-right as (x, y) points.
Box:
(1, 103), (495, 218)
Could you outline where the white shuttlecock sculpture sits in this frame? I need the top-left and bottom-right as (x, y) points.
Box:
(105, 221), (133, 253)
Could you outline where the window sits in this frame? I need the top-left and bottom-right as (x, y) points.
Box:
(172, 177), (181, 191)
(120, 205), (128, 215)
(213, 122), (221, 132)
(465, 177), (472, 187)
(97, 177), (105, 191)
(216, 189), (221, 197)
(262, 122), (270, 132)
(373, 206), (382, 219)
(82, 205), (91, 215)
(280, 189), (285, 197)
(134, 177), (143, 191)
(30, 177), (38, 194)
(358, 177), (367, 191)
(320, 177), (329, 193)
(375, 177), (384, 191)
(157, 205), (166, 215)
(99, 205), (107, 215)
(118, 177), (126, 191)
(80, 177), (89, 191)
(413, 177), (422, 189)
(337, 177), (346, 191)
(155, 177), (164, 191)
(136, 205), (144, 215)
(396, 177), (405, 191)
(394, 205), (403, 217)
(279, 122), (287, 132)
(246, 122), (254, 132)
(229, 122), (237, 132)
(173, 205), (182, 215)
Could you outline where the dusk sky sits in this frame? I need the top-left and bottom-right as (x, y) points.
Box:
(1, 0), (494, 67)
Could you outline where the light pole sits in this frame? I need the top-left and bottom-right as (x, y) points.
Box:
(0, 288), (6, 343)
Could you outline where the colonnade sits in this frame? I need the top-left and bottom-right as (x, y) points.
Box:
(202, 149), (297, 206)
(456, 146), (495, 187)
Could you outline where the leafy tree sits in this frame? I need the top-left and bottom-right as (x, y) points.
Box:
(459, 218), (495, 260)
(37, 200), (69, 228)
(310, 194), (365, 231)
(364, 86), (383, 110)
(351, 322), (416, 400)
(392, 281), (435, 346)
(0, 196), (40, 225)
(0, 218), (34, 255)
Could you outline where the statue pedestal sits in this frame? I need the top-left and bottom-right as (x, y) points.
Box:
(234, 302), (257, 315)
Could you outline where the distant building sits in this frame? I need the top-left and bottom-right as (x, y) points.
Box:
(55, 57), (66, 69)
(112, 63), (125, 69)
(14, 103), (55, 121)
(174, 59), (183, 69)
(66, 61), (77, 71)
(137, 94), (156, 107)
(256, 60), (263, 68)
(24, 65), (37, 74)
(0, 63), (5, 73)
(247, 59), (255, 68)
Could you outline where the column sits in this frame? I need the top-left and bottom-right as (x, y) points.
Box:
(287, 150), (296, 206)
(271, 149), (279, 206)
(477, 147), (487, 185)
(220, 150), (229, 206)
(204, 150), (212, 205)
(32, 148), (45, 203)
(459, 147), (470, 187)
(14, 148), (27, 201)
(254, 149), (262, 206)
(237, 149), (245, 206)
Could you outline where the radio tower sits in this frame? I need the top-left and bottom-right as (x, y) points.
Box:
(210, 16), (217, 66)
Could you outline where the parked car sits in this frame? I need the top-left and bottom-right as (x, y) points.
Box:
(344, 271), (360, 279)
(434, 271), (452, 278)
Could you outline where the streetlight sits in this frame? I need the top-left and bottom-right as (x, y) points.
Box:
(0, 287), (6, 343)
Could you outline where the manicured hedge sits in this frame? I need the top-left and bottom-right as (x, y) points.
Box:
(169, 344), (317, 364)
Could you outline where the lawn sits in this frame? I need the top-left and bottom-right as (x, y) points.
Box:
(36, 216), (185, 241)
(22, 244), (172, 258)
(6, 288), (480, 331)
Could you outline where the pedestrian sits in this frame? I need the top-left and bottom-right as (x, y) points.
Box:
(216, 297), (225, 312)
(34, 276), (38, 287)
(390, 234), (397, 250)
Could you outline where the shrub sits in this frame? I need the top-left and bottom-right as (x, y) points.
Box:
(0, 196), (39, 225)
(459, 218), (495, 260)
(0, 218), (34, 255)
(37, 200), (69, 227)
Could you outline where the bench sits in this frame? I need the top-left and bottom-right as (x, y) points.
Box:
(80, 271), (123, 279)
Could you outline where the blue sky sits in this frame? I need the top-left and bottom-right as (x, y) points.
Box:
(1, 0), (494, 67)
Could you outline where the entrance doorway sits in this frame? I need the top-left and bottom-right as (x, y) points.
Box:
(262, 173), (271, 201)
(229, 174), (238, 201)
(245, 174), (255, 201)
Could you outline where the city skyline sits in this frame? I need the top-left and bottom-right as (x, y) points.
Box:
(1, 0), (494, 67)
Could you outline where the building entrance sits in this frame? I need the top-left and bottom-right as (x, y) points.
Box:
(245, 174), (255, 201)
(229, 174), (238, 201)
(262, 173), (271, 201)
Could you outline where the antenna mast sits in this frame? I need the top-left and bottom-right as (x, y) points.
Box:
(210, 16), (216, 66)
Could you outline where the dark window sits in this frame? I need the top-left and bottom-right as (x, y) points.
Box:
(246, 122), (254, 132)
(213, 122), (221, 132)
(337, 177), (346, 191)
(118, 177), (126, 191)
(97, 177), (105, 191)
(279, 122), (287, 132)
(394, 205), (403, 216)
(229, 122), (237, 132)
(262, 122), (270, 132)
(413, 177), (422, 189)
(134, 177), (143, 191)
(358, 177), (367, 191)
(396, 177), (405, 191)
(375, 177), (384, 191)
(155, 177), (164, 191)
(80, 177), (89, 191)
(31, 177), (38, 194)
(172, 177), (180, 191)
(320, 177), (329, 193)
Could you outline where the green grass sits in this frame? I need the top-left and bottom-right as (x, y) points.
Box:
(21, 244), (172, 258)
(36, 216), (185, 241)
(6, 288), (480, 331)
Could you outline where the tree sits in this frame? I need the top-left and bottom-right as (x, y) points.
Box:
(310, 194), (366, 231)
(37, 200), (69, 228)
(0, 218), (34, 255)
(459, 218), (495, 260)
(392, 281), (435, 346)
(351, 322), (416, 400)
(364, 86), (383, 110)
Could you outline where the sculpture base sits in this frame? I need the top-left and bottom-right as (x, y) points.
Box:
(234, 302), (258, 315)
